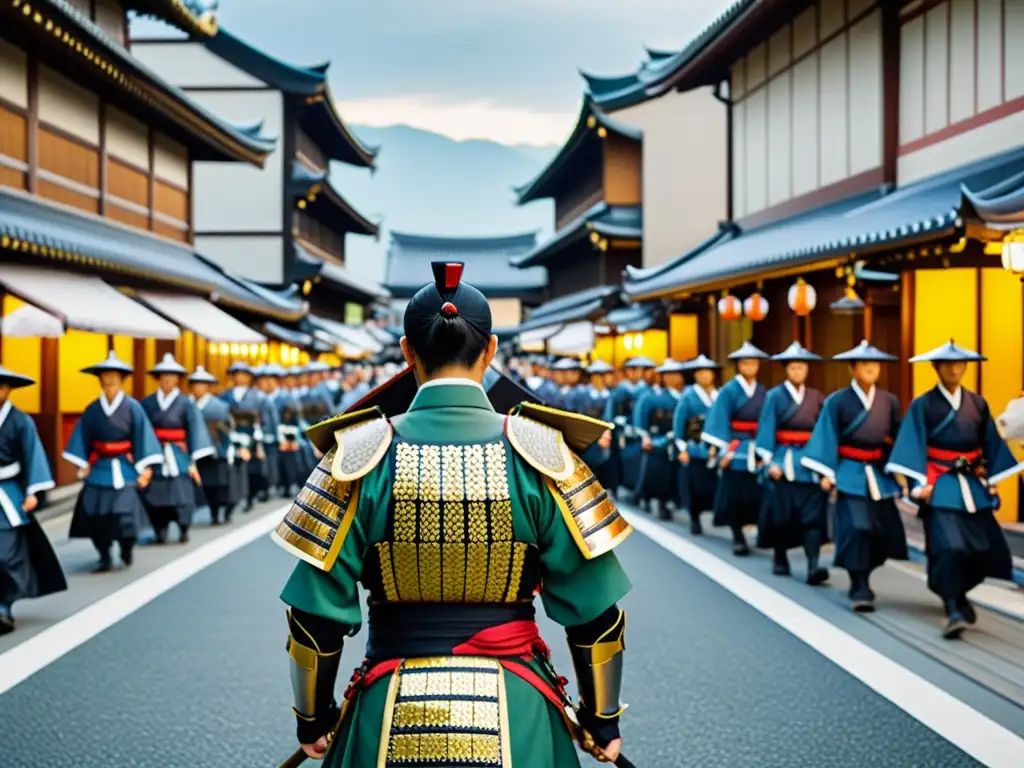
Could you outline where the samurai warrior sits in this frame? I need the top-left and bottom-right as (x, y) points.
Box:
(672, 354), (720, 535)
(274, 262), (632, 767)
(633, 358), (686, 519)
(188, 366), (241, 526)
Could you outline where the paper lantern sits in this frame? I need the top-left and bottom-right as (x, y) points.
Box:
(743, 292), (769, 322)
(787, 278), (817, 316)
(718, 295), (742, 321)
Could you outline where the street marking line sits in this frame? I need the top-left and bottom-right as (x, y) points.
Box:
(625, 512), (1024, 768)
(0, 505), (286, 696)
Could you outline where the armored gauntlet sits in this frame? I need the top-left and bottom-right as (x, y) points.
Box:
(568, 608), (627, 747)
(286, 609), (345, 744)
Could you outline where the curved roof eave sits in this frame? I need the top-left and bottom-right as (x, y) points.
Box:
(514, 100), (641, 206)
(202, 27), (327, 96)
(291, 165), (378, 237)
(320, 180), (379, 237)
(306, 87), (379, 169)
(389, 231), (539, 250)
(122, 1), (220, 37)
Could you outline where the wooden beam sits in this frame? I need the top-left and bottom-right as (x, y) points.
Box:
(147, 127), (156, 232)
(900, 271), (915, 408)
(98, 102), (107, 216)
(26, 58), (38, 195)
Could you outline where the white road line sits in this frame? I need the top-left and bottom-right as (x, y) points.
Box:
(625, 512), (1024, 768)
(0, 505), (286, 696)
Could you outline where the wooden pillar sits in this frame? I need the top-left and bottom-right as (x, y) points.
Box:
(881, 0), (901, 186)
(132, 339), (146, 400)
(39, 337), (59, 478)
(147, 128), (156, 232)
(98, 102), (107, 216)
(26, 59), (38, 195)
(900, 271), (915, 409)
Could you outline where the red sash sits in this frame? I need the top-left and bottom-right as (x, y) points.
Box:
(925, 447), (981, 487)
(154, 428), (187, 452)
(344, 620), (565, 712)
(838, 446), (882, 462)
(727, 421), (759, 453)
(775, 430), (812, 447)
(89, 441), (133, 464)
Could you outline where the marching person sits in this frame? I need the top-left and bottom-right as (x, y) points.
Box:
(672, 354), (720, 535)
(64, 351), (163, 572)
(526, 355), (558, 402)
(578, 360), (616, 491)
(252, 364), (282, 503)
(801, 340), (908, 612)
(754, 342), (828, 583)
(0, 366), (65, 635)
(702, 341), (769, 556)
(300, 362), (335, 429)
(224, 361), (263, 513)
(273, 261), (631, 766)
(551, 358), (583, 411)
(140, 354), (214, 544)
(605, 357), (655, 500)
(886, 340), (1023, 638)
(274, 367), (308, 495)
(188, 366), (240, 526)
(634, 358), (686, 519)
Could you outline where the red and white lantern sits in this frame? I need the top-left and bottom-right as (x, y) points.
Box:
(743, 292), (769, 322)
(718, 294), (742, 321)
(787, 278), (817, 316)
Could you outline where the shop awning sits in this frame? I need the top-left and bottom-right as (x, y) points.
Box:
(0, 265), (178, 338)
(262, 322), (314, 348)
(604, 303), (660, 332)
(513, 285), (620, 336)
(1, 303), (64, 338)
(306, 315), (383, 354)
(547, 322), (595, 356)
(625, 146), (1024, 299)
(134, 291), (267, 343)
(510, 203), (642, 269)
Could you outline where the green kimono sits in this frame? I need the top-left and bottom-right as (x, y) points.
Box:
(274, 380), (632, 767)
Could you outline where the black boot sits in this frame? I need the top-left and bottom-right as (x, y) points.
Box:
(209, 506), (220, 526)
(956, 595), (977, 625)
(0, 604), (14, 635)
(690, 511), (703, 536)
(119, 540), (134, 568)
(848, 571), (875, 612)
(179, 525), (190, 544)
(657, 499), (672, 521)
(772, 548), (791, 576)
(93, 539), (113, 572)
(225, 505), (234, 524)
(731, 526), (750, 556)
(153, 526), (168, 545)
(943, 599), (968, 639)
(804, 536), (829, 585)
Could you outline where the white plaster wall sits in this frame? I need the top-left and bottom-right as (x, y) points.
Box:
(195, 234), (284, 283)
(130, 41), (268, 89)
(0, 41), (27, 109)
(611, 87), (727, 268)
(106, 106), (149, 168)
(153, 134), (189, 186)
(38, 66), (99, 144)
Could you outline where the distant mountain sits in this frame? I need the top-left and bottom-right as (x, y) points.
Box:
(330, 125), (558, 288)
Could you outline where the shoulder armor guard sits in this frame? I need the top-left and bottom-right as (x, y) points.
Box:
(510, 402), (611, 454)
(305, 407), (393, 481)
(506, 414), (631, 560)
(271, 448), (360, 571)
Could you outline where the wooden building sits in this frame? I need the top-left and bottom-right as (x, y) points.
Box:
(384, 231), (546, 329)
(0, 0), (322, 485)
(623, 0), (1024, 524)
(130, 21), (388, 333)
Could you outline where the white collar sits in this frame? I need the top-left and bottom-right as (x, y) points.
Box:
(937, 384), (962, 411)
(156, 388), (180, 411)
(232, 386), (246, 401)
(666, 387), (681, 397)
(734, 375), (757, 398)
(193, 392), (212, 409)
(0, 399), (11, 431)
(418, 377), (487, 395)
(850, 380), (875, 410)
(692, 385), (717, 408)
(784, 380), (805, 405)
(100, 390), (125, 417)
(560, 385), (571, 393)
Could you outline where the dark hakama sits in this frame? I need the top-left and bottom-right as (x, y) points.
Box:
(632, 387), (680, 509)
(801, 386), (908, 579)
(672, 386), (719, 528)
(703, 377), (766, 534)
(249, 392), (281, 501)
(603, 382), (645, 495)
(225, 387), (265, 509)
(275, 391), (307, 496)
(193, 393), (236, 516)
(141, 390), (214, 537)
(0, 401), (65, 611)
(64, 392), (163, 562)
(886, 387), (1020, 601)
(754, 384), (828, 552)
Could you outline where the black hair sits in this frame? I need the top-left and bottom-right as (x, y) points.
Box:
(404, 262), (492, 375)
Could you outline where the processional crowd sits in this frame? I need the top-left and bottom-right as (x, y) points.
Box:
(508, 337), (1021, 640)
(0, 354), (395, 635)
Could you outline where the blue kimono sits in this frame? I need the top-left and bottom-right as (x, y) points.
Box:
(702, 376), (766, 530)
(0, 400), (65, 606)
(755, 383), (828, 552)
(276, 388), (316, 488)
(140, 389), (214, 534)
(65, 391), (163, 544)
(800, 383), (908, 574)
(253, 391), (282, 496)
(632, 386), (681, 507)
(603, 381), (647, 492)
(577, 385), (614, 489)
(672, 385), (719, 525)
(886, 386), (1021, 598)
(192, 393), (240, 516)
(224, 386), (266, 497)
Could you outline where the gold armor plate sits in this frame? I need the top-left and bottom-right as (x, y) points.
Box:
(505, 415), (575, 481)
(547, 454), (632, 560)
(375, 440), (534, 603)
(378, 657), (511, 767)
(271, 447), (360, 571)
(511, 403), (610, 454)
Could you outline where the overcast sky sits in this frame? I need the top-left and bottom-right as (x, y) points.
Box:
(135, 0), (731, 146)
